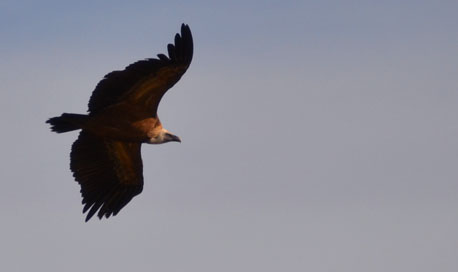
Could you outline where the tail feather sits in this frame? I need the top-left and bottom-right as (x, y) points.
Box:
(46, 113), (88, 133)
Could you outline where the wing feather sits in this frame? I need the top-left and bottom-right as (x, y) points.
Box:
(87, 24), (193, 116)
(167, 44), (176, 60)
(70, 131), (144, 221)
(157, 54), (169, 61)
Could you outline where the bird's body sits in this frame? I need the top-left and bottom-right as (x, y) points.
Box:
(47, 24), (193, 221)
(67, 103), (165, 143)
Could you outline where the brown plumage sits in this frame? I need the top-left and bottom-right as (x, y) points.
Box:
(46, 24), (193, 221)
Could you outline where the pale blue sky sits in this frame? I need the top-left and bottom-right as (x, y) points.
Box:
(1, 1), (458, 271)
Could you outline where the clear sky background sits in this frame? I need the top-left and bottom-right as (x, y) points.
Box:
(1, 0), (457, 271)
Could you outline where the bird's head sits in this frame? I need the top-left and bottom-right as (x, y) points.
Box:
(149, 128), (181, 144)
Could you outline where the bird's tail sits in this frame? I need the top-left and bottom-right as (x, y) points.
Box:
(46, 113), (88, 133)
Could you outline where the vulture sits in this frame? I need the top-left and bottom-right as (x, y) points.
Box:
(46, 24), (193, 221)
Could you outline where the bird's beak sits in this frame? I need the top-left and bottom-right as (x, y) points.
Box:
(170, 134), (181, 143)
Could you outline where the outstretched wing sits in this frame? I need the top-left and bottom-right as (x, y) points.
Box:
(70, 131), (144, 221)
(87, 23), (193, 116)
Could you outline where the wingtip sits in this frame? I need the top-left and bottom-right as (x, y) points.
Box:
(179, 23), (193, 62)
(180, 23), (192, 38)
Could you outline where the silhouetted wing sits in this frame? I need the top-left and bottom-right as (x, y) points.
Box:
(87, 24), (193, 116)
(70, 131), (144, 221)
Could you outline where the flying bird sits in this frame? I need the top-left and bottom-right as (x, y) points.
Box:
(46, 24), (193, 221)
